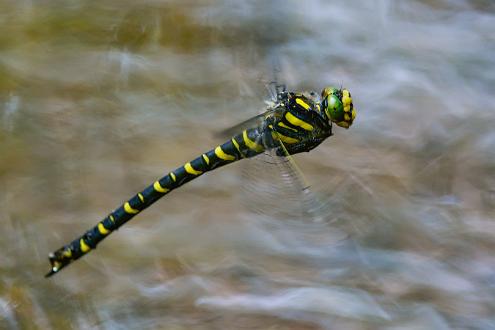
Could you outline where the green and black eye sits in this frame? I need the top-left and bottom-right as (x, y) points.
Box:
(321, 86), (356, 129)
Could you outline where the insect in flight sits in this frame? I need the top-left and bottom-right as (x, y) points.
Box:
(45, 84), (356, 277)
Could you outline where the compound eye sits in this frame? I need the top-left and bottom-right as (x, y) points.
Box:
(324, 94), (344, 122)
(328, 95), (338, 109)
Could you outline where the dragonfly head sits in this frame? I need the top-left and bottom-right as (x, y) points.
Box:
(321, 87), (356, 129)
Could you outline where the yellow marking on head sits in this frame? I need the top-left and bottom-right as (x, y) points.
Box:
(342, 96), (351, 107)
(185, 162), (202, 175)
(243, 130), (264, 152)
(170, 172), (176, 182)
(215, 146), (235, 161)
(285, 112), (314, 131)
(109, 214), (115, 222)
(352, 109), (356, 120)
(342, 90), (352, 107)
(278, 122), (298, 132)
(337, 121), (350, 129)
(80, 239), (90, 253)
(344, 114), (350, 121)
(272, 132), (299, 144)
(344, 105), (351, 113)
(295, 97), (310, 110)
(138, 193), (144, 203)
(124, 202), (139, 214)
(62, 249), (72, 258)
(153, 181), (169, 193)
(202, 154), (210, 165)
(98, 222), (110, 235)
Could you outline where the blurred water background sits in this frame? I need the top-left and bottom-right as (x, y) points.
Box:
(1, 0), (495, 329)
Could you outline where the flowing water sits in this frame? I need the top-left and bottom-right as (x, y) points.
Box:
(1, 0), (495, 329)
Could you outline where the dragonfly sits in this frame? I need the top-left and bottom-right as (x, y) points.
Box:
(45, 85), (356, 277)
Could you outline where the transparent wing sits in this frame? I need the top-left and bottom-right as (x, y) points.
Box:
(240, 148), (310, 220)
(217, 81), (287, 139)
(217, 108), (277, 139)
(239, 147), (348, 246)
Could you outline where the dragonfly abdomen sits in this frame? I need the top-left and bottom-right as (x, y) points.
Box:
(46, 128), (266, 277)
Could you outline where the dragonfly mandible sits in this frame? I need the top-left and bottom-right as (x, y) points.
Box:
(45, 85), (356, 277)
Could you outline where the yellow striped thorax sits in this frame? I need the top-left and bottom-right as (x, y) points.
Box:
(321, 86), (356, 129)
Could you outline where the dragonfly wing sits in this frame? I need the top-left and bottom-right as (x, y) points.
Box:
(217, 79), (286, 139)
(271, 138), (329, 223)
(216, 108), (275, 139)
(239, 147), (348, 249)
(241, 149), (306, 220)
(241, 143), (343, 223)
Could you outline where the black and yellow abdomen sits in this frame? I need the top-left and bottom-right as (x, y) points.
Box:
(46, 128), (266, 277)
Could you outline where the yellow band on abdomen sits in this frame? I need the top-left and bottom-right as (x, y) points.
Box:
(153, 181), (169, 193)
(215, 146), (235, 161)
(243, 130), (263, 152)
(232, 138), (244, 158)
(80, 239), (90, 253)
(124, 202), (139, 214)
(62, 248), (72, 258)
(98, 223), (110, 235)
(185, 162), (202, 175)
